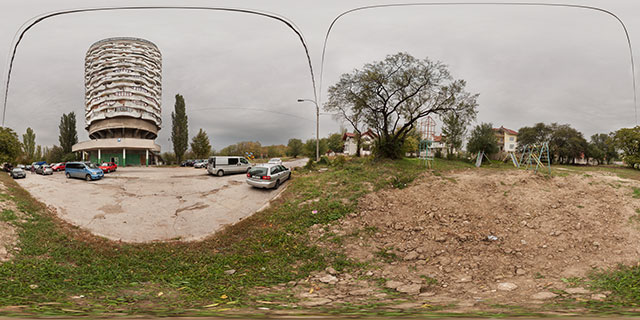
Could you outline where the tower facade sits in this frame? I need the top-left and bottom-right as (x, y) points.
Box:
(73, 37), (162, 166)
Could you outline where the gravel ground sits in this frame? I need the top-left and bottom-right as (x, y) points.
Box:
(15, 158), (307, 242)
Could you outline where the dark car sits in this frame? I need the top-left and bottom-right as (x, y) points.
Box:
(3, 163), (13, 172)
(180, 159), (195, 167)
(10, 168), (26, 179)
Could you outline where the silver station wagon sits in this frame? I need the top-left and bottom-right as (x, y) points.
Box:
(246, 163), (291, 189)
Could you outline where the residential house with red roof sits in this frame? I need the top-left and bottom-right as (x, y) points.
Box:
(492, 126), (518, 153)
(342, 130), (377, 156)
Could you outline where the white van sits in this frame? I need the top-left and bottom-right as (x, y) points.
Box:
(207, 156), (252, 176)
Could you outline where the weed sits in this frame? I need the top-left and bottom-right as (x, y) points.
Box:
(419, 275), (438, 285)
(374, 248), (398, 263)
(632, 187), (640, 199)
(0, 209), (17, 222)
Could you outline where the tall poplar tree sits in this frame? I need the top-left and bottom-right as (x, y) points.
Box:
(22, 127), (36, 162)
(171, 94), (189, 162)
(58, 112), (78, 154)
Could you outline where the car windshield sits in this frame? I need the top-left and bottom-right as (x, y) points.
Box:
(86, 163), (98, 169)
(269, 158), (280, 162)
(248, 167), (268, 176)
(101, 163), (109, 166)
(12, 168), (23, 172)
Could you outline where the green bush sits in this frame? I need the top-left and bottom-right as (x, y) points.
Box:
(304, 158), (315, 169)
(318, 155), (331, 165)
(331, 155), (346, 167)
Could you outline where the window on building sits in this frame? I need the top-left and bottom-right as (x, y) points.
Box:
(509, 137), (514, 141)
(509, 144), (515, 149)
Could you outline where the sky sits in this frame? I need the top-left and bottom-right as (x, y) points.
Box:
(0, 0), (639, 152)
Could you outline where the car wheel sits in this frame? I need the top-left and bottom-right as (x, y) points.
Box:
(217, 170), (224, 177)
(274, 179), (280, 189)
(66, 173), (70, 179)
(85, 174), (91, 181)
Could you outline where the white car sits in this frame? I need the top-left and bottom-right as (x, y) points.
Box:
(268, 158), (282, 165)
(194, 160), (207, 168)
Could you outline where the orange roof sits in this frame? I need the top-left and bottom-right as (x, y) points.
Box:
(493, 126), (518, 135)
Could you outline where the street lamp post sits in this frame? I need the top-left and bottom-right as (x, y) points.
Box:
(297, 98), (319, 162)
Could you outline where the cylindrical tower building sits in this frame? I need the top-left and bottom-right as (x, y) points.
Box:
(73, 37), (163, 166)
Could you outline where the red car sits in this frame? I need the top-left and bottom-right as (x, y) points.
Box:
(99, 162), (117, 173)
(51, 162), (66, 171)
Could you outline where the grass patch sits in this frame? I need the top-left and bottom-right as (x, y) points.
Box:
(0, 209), (17, 222)
(632, 187), (640, 199)
(0, 157), (435, 315)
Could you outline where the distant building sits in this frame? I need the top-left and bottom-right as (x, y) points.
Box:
(72, 37), (162, 166)
(493, 126), (518, 153)
(343, 130), (376, 156)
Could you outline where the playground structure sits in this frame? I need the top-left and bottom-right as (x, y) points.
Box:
(519, 142), (551, 174)
(418, 116), (436, 168)
(477, 143), (551, 174)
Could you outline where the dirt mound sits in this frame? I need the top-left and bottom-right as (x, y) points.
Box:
(303, 169), (640, 308)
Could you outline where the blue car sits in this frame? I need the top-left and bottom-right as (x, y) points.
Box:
(65, 162), (104, 181)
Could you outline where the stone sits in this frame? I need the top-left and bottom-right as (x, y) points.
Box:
(403, 251), (419, 261)
(497, 282), (518, 291)
(224, 269), (236, 275)
(565, 287), (590, 294)
(591, 293), (607, 301)
(516, 268), (526, 276)
(365, 271), (374, 276)
(385, 280), (404, 289)
(318, 275), (338, 283)
(325, 267), (337, 275)
(531, 292), (557, 300)
(435, 236), (447, 242)
(396, 284), (422, 295)
(419, 291), (436, 297)
(349, 288), (374, 296)
(299, 298), (332, 307)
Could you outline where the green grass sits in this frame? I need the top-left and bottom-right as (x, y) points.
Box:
(0, 157), (438, 316)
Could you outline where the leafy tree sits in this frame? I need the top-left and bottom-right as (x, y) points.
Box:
(161, 152), (177, 165)
(326, 133), (344, 153)
(549, 124), (588, 164)
(22, 127), (36, 163)
(325, 52), (478, 159)
(190, 128), (211, 159)
(403, 135), (420, 156)
(517, 122), (553, 147)
(35, 145), (43, 162)
(441, 111), (471, 155)
(613, 126), (640, 167)
(286, 138), (303, 158)
(0, 127), (21, 164)
(45, 145), (65, 164)
(218, 141), (262, 157)
(467, 123), (499, 156)
(265, 145), (286, 158)
(58, 112), (78, 154)
(303, 139), (327, 158)
(588, 133), (617, 165)
(171, 94), (189, 163)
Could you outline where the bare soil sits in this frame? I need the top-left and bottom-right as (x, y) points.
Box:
(0, 181), (20, 263)
(258, 169), (640, 311)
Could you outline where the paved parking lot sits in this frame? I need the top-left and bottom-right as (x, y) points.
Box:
(15, 158), (307, 242)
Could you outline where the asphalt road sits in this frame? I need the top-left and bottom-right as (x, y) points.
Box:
(15, 158), (308, 242)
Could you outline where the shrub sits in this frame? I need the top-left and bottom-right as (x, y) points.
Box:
(331, 155), (346, 167)
(318, 155), (331, 165)
(304, 158), (315, 169)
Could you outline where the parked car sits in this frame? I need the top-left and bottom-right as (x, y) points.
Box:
(65, 162), (104, 181)
(194, 159), (207, 168)
(25, 164), (32, 171)
(98, 162), (117, 173)
(246, 163), (291, 189)
(3, 163), (13, 172)
(36, 165), (53, 175)
(16, 164), (25, 169)
(180, 159), (195, 167)
(268, 158), (283, 165)
(51, 162), (66, 171)
(10, 168), (26, 179)
(207, 156), (252, 176)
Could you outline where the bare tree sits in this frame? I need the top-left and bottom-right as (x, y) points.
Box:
(325, 52), (478, 159)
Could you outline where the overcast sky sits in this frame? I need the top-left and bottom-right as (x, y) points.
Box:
(1, 0), (639, 152)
